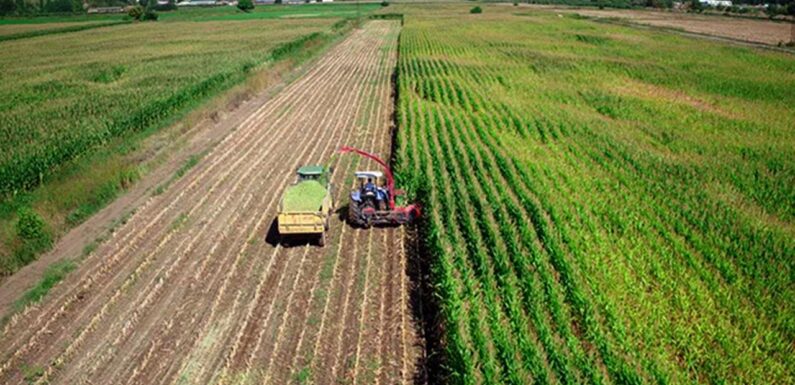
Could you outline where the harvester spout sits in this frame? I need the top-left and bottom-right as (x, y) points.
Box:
(338, 146), (396, 209)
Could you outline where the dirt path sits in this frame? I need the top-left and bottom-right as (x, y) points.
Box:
(0, 20), (423, 385)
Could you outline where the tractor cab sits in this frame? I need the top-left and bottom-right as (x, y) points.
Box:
(296, 165), (329, 184)
(352, 171), (389, 211)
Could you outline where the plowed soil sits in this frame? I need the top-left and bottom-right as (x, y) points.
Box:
(0, 20), (423, 385)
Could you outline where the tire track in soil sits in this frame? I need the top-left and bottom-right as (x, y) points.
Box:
(291, 21), (404, 381)
(151, 40), (374, 384)
(309, 30), (393, 385)
(254, 26), (390, 385)
(187, 69), (376, 384)
(101, 34), (365, 385)
(0, 20), (422, 385)
(147, 25), (382, 382)
(336, 39), (395, 385)
(215, 26), (386, 385)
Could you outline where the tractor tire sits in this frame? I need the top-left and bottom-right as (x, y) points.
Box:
(348, 202), (363, 227)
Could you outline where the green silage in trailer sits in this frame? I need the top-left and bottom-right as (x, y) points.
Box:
(281, 180), (328, 212)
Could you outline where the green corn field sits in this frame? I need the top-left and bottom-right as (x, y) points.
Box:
(393, 6), (794, 385)
(0, 18), (338, 196)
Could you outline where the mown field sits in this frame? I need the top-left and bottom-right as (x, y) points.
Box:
(392, 4), (794, 384)
(0, 13), (350, 276)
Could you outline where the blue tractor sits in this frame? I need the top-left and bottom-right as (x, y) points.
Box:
(350, 171), (389, 211)
(340, 147), (420, 228)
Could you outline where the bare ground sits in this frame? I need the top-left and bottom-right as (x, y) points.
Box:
(0, 20), (423, 385)
(560, 8), (793, 45)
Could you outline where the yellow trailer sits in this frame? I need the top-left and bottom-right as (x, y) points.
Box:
(277, 165), (333, 246)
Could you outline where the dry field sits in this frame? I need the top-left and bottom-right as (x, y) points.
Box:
(560, 8), (793, 45)
(0, 21), (108, 37)
(0, 20), (422, 385)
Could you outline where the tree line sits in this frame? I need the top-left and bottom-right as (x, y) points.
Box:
(0, 0), (177, 16)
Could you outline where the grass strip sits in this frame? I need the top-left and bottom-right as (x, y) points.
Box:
(12, 259), (76, 312)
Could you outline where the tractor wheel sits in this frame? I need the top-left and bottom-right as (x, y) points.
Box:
(348, 202), (363, 227)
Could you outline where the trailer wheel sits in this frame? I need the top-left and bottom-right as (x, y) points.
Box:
(318, 232), (326, 247)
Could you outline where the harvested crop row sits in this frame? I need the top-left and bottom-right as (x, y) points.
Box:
(0, 20), (421, 385)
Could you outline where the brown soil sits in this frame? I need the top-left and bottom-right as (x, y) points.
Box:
(561, 8), (793, 45)
(0, 20), (423, 385)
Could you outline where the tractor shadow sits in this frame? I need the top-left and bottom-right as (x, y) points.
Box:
(335, 204), (348, 223)
(264, 217), (321, 248)
(264, 219), (281, 246)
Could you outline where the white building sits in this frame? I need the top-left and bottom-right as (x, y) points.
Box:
(700, 0), (733, 6)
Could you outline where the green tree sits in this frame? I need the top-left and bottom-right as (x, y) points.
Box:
(128, 4), (143, 18)
(16, 208), (51, 251)
(45, 0), (73, 12)
(142, 0), (158, 20)
(0, 0), (15, 15)
(237, 0), (254, 12)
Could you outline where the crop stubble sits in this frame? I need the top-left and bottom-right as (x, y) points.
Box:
(0, 20), (420, 385)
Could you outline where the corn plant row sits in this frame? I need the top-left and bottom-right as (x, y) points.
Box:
(422, 39), (788, 380)
(395, 62), (478, 383)
(555, 124), (795, 378)
(395, 12), (793, 385)
(426, 71), (575, 385)
(397, 30), (620, 384)
(409, 41), (644, 384)
(445, 67), (645, 385)
(498, 91), (792, 378)
(478, 21), (791, 384)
